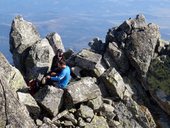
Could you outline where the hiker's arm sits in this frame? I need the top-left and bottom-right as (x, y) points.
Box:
(51, 70), (66, 81)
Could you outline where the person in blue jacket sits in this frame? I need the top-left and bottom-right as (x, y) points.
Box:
(46, 60), (71, 89)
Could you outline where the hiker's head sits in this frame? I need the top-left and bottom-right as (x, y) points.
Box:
(56, 49), (63, 58)
(58, 59), (66, 68)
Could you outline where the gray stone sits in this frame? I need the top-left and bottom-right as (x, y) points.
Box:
(25, 38), (55, 80)
(17, 92), (40, 118)
(68, 77), (102, 104)
(102, 68), (133, 99)
(46, 32), (65, 53)
(88, 37), (105, 54)
(34, 86), (64, 116)
(0, 52), (28, 93)
(125, 22), (160, 77)
(0, 75), (36, 128)
(113, 100), (156, 128)
(85, 116), (109, 128)
(87, 96), (103, 110)
(36, 119), (43, 126)
(105, 14), (160, 78)
(104, 42), (129, 74)
(63, 49), (74, 60)
(10, 16), (40, 73)
(63, 113), (77, 125)
(75, 49), (105, 77)
(78, 104), (94, 121)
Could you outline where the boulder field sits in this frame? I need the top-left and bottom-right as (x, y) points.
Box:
(0, 14), (170, 127)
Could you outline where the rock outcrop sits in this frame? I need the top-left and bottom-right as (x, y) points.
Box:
(10, 16), (40, 74)
(25, 38), (55, 80)
(5, 14), (170, 128)
(68, 77), (102, 104)
(106, 14), (160, 77)
(34, 85), (64, 116)
(0, 52), (28, 93)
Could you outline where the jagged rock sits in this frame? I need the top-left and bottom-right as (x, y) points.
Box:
(0, 75), (36, 128)
(85, 115), (109, 128)
(25, 38), (55, 80)
(10, 16), (40, 73)
(104, 42), (129, 73)
(46, 32), (65, 53)
(63, 113), (77, 125)
(67, 77), (102, 104)
(63, 49), (74, 60)
(34, 86), (64, 116)
(102, 68), (133, 99)
(0, 52), (28, 93)
(88, 37), (105, 54)
(125, 22), (160, 77)
(52, 109), (69, 121)
(106, 14), (160, 77)
(75, 49), (105, 77)
(87, 96), (103, 110)
(147, 56), (170, 115)
(112, 99), (156, 128)
(17, 92), (40, 118)
(78, 104), (94, 122)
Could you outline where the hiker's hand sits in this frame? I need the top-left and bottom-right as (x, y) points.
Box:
(46, 75), (51, 79)
(51, 72), (56, 76)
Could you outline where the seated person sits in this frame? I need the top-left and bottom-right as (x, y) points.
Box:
(46, 60), (71, 89)
(51, 49), (65, 71)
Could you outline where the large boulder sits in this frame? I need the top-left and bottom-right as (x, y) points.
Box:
(147, 56), (170, 115)
(0, 52), (28, 93)
(34, 86), (64, 117)
(25, 38), (55, 80)
(102, 68), (133, 99)
(0, 75), (36, 128)
(104, 42), (129, 74)
(17, 92), (40, 118)
(111, 100), (156, 128)
(68, 77), (102, 104)
(75, 49), (105, 77)
(106, 14), (160, 77)
(9, 16), (40, 74)
(46, 32), (65, 53)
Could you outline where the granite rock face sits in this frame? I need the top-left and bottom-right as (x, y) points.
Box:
(106, 14), (160, 77)
(46, 32), (65, 53)
(75, 49), (105, 77)
(0, 76), (36, 128)
(68, 77), (102, 104)
(102, 68), (133, 99)
(0, 52), (28, 93)
(34, 86), (64, 116)
(10, 16), (40, 74)
(25, 38), (55, 80)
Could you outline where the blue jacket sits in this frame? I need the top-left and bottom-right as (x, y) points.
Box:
(50, 66), (71, 89)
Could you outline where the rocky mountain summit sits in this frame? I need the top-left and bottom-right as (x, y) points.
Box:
(0, 14), (170, 128)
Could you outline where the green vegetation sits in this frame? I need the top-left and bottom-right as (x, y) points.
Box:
(147, 56), (170, 95)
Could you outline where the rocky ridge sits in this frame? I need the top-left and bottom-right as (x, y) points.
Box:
(0, 14), (170, 127)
